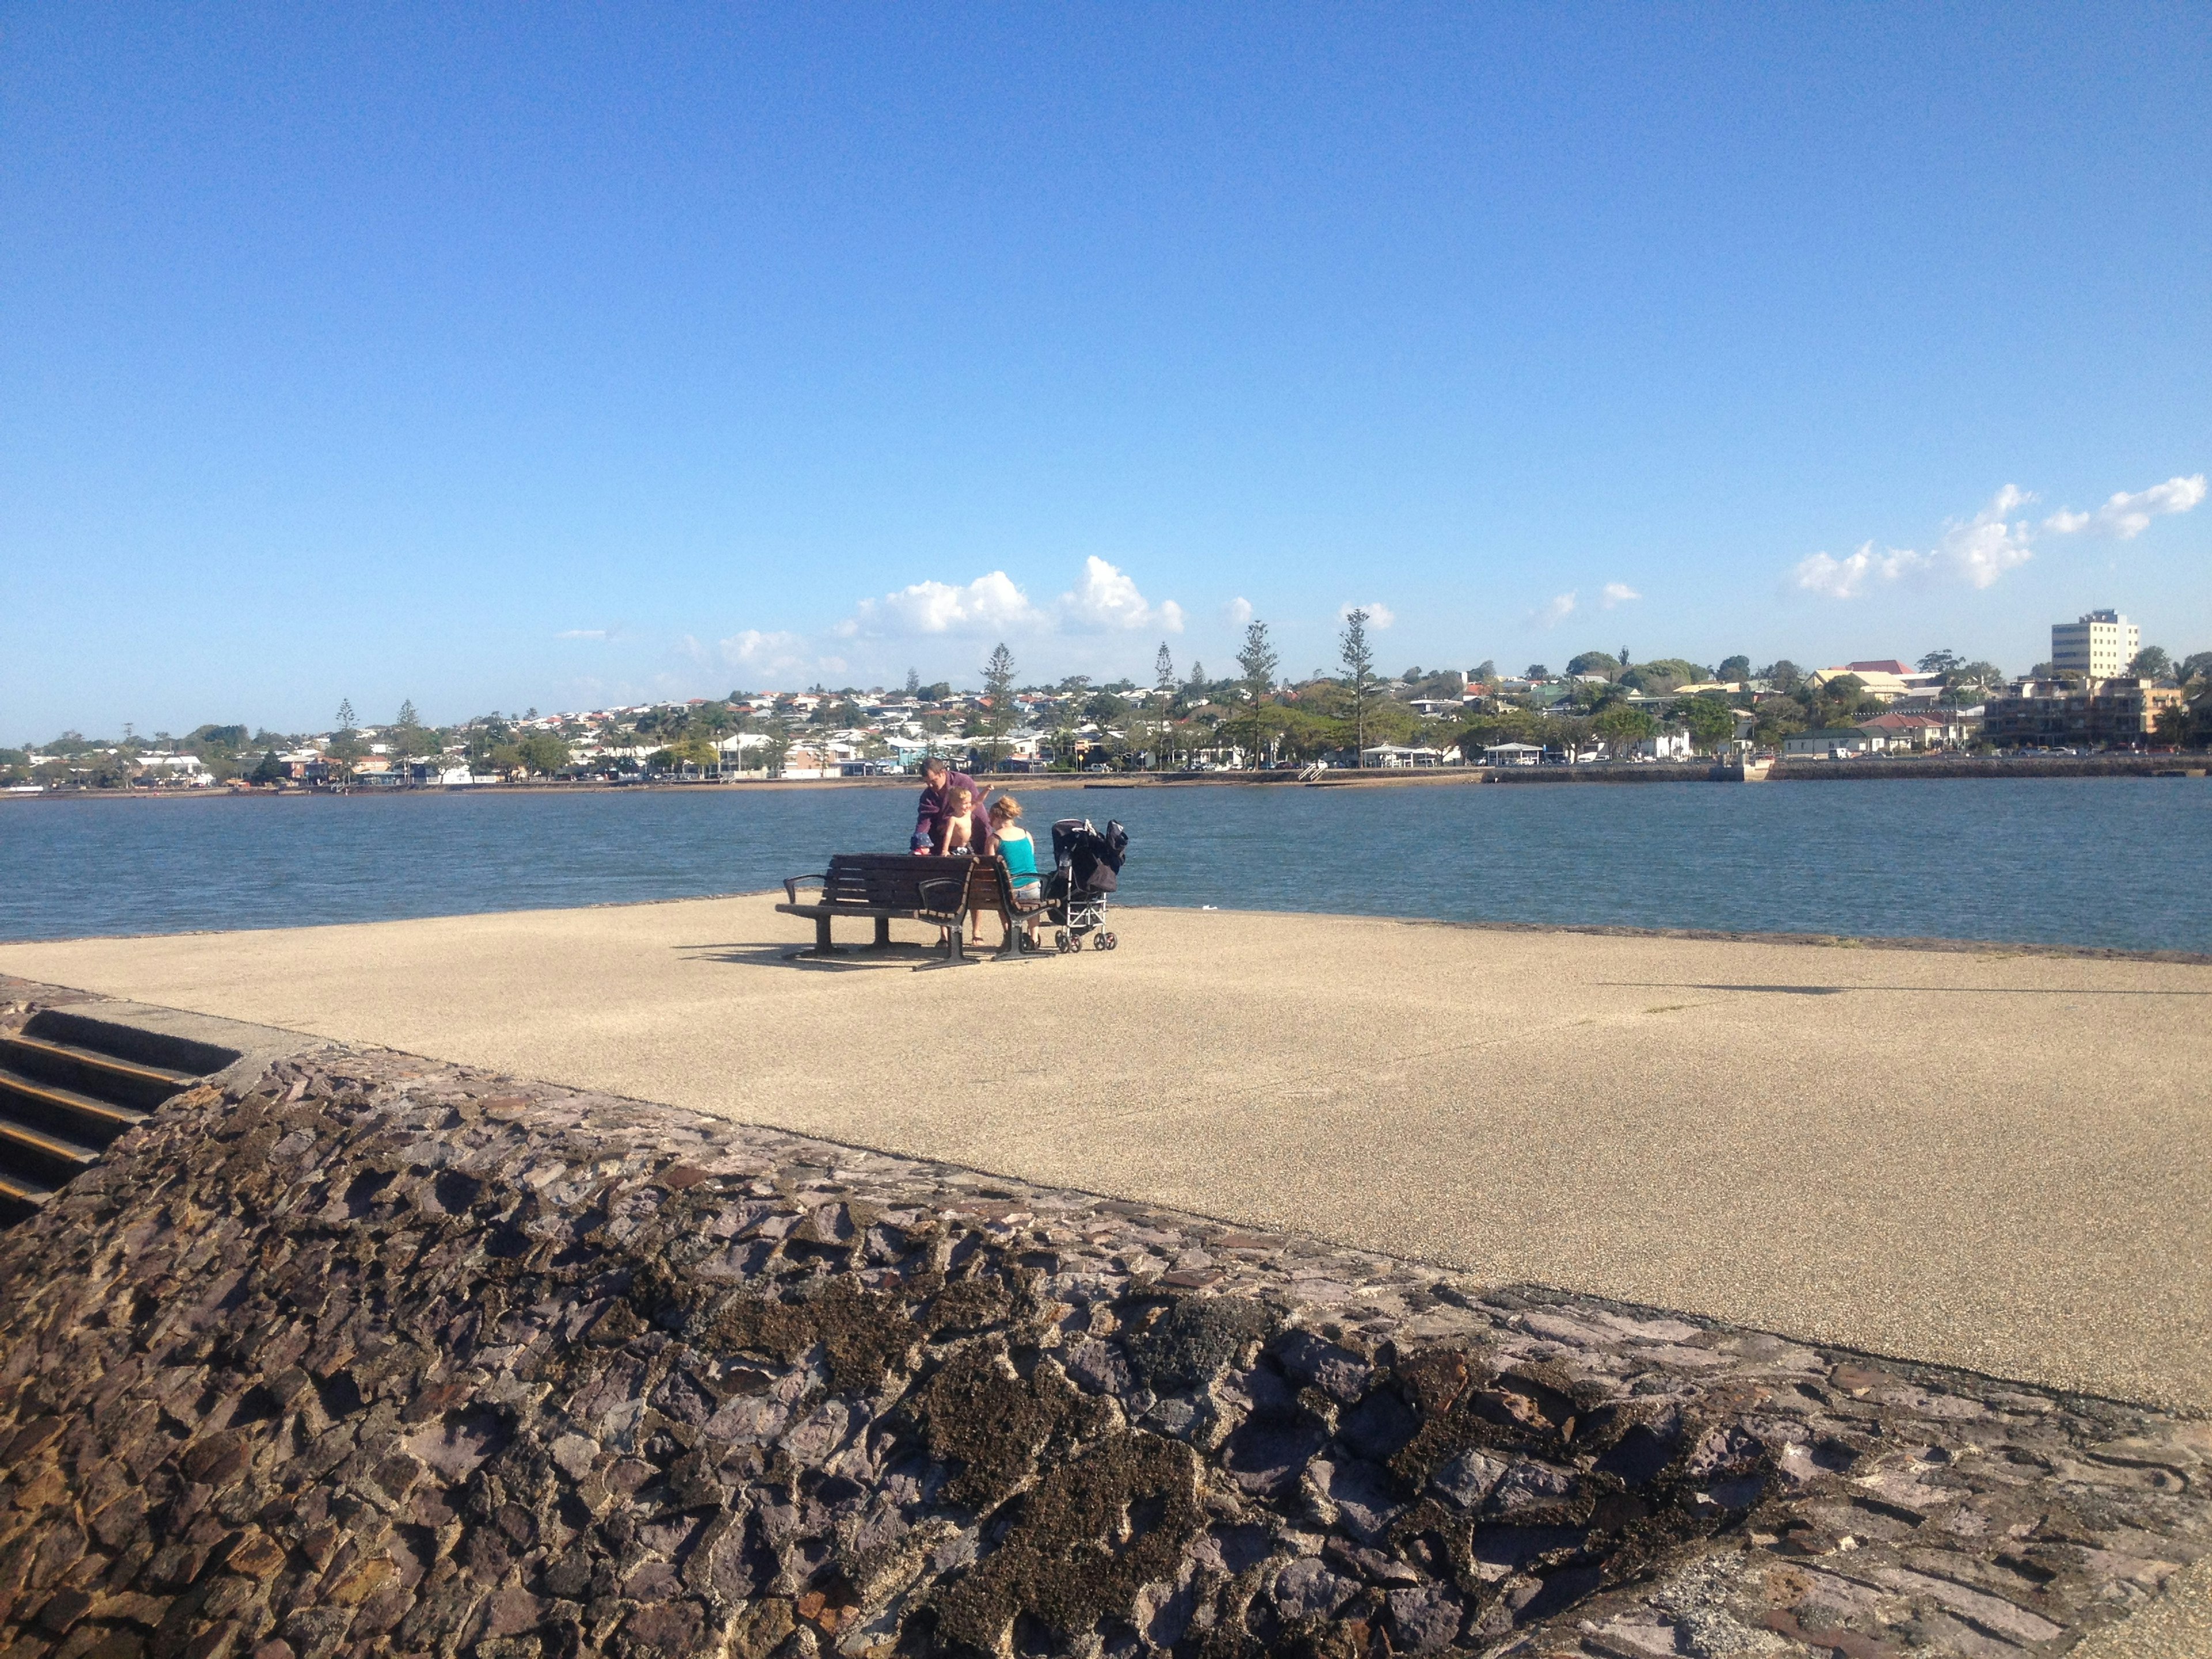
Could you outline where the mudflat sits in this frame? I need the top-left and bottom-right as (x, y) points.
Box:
(4, 896), (2207, 1410)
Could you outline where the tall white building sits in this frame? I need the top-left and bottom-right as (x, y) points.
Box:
(2051, 609), (2139, 679)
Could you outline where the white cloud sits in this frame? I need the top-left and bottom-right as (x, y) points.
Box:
(1794, 474), (2204, 601)
(838, 570), (1044, 638)
(719, 629), (805, 665)
(2043, 474), (2206, 540)
(557, 626), (618, 641)
(1060, 556), (1183, 632)
(1794, 485), (2037, 599)
(1792, 547), (1890, 600)
(832, 558), (1182, 642)
(1225, 596), (1254, 626)
(1532, 591), (1577, 627)
(1339, 601), (1394, 628)
(1599, 582), (1639, 609)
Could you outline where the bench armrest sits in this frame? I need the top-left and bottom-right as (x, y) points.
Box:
(783, 873), (827, 904)
(915, 877), (968, 914)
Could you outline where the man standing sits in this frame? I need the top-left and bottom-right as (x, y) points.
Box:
(910, 756), (994, 854)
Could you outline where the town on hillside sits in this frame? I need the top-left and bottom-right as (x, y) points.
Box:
(6, 611), (2207, 793)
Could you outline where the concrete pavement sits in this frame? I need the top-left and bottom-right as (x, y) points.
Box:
(5, 895), (2207, 1419)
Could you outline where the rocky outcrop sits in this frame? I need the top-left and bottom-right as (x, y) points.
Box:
(0, 1010), (2206, 1658)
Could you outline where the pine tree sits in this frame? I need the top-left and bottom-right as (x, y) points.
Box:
(1236, 620), (1278, 769)
(335, 699), (355, 734)
(1340, 611), (1376, 765)
(1152, 643), (1176, 769)
(980, 643), (1017, 771)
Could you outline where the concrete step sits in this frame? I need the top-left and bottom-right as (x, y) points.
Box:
(0, 1164), (58, 1226)
(0, 1032), (196, 1113)
(0, 1003), (247, 1231)
(0, 1106), (104, 1188)
(0, 1063), (150, 1148)
(20, 1007), (240, 1080)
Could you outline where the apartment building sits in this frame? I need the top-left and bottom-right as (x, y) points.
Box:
(2051, 610), (2139, 679)
(1981, 677), (2180, 748)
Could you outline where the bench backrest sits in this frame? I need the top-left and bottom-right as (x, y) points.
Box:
(824, 853), (982, 914)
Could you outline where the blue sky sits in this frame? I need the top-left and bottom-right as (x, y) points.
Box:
(3, 4), (2207, 737)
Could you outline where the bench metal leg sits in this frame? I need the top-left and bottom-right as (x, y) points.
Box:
(991, 923), (1054, 963)
(815, 915), (834, 955)
(874, 915), (892, 949)
(912, 915), (976, 971)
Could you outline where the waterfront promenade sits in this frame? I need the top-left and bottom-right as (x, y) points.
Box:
(3, 895), (2206, 1411)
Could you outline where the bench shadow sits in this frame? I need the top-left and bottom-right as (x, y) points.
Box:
(676, 942), (944, 972)
(1597, 982), (2211, 997)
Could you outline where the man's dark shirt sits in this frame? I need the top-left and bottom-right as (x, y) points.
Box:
(910, 770), (995, 854)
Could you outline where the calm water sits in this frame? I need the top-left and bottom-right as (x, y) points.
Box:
(2, 778), (2209, 950)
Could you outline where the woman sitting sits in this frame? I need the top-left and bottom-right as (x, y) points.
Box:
(986, 794), (1043, 946)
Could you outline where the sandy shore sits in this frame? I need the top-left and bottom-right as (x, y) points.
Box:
(5, 895), (2207, 1418)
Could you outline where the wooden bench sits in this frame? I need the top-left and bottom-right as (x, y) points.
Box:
(778, 854), (1051, 966)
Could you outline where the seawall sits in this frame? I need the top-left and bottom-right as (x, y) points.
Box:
(3, 979), (2211, 1657)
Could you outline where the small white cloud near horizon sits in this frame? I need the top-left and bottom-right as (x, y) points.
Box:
(836, 570), (1044, 639)
(719, 628), (806, 666)
(833, 558), (1181, 641)
(1339, 601), (1395, 628)
(1225, 596), (1254, 626)
(1060, 556), (1184, 633)
(556, 626), (618, 641)
(1599, 582), (1639, 609)
(1796, 474), (2203, 600)
(1532, 591), (1578, 627)
(2043, 474), (2206, 540)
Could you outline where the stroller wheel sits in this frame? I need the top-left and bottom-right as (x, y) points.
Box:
(1055, 929), (1073, 953)
(1098, 931), (1118, 950)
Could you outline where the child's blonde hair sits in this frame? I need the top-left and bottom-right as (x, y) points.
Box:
(988, 794), (1021, 822)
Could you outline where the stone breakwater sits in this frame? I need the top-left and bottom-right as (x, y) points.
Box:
(0, 1023), (2207, 1658)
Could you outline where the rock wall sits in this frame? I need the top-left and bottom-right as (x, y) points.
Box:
(1, 1006), (2207, 1658)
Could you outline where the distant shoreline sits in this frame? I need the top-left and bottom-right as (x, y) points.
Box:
(4, 751), (2205, 801)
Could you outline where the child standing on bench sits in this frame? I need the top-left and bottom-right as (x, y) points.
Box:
(933, 785), (980, 855)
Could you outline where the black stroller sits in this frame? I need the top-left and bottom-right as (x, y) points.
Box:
(1045, 818), (1128, 951)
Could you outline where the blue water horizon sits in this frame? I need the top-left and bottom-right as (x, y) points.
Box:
(3, 777), (2209, 954)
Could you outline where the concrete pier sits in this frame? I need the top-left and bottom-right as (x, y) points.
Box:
(6, 895), (2207, 1413)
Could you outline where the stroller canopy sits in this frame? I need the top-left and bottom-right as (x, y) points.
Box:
(1051, 818), (1128, 895)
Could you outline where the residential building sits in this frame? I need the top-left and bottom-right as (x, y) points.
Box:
(1855, 711), (1969, 750)
(1805, 665), (1948, 703)
(2051, 610), (2139, 680)
(135, 752), (210, 781)
(1782, 727), (1879, 759)
(1629, 730), (1692, 761)
(1980, 677), (2181, 749)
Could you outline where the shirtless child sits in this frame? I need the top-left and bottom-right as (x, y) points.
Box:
(933, 785), (979, 855)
